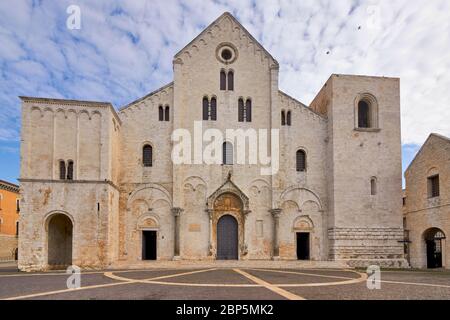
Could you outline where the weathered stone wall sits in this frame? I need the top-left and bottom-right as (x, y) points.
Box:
(404, 134), (450, 268)
(312, 75), (406, 267)
(0, 235), (17, 261)
(18, 181), (118, 271)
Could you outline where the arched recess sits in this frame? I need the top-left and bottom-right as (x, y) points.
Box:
(423, 228), (446, 269)
(44, 211), (74, 268)
(280, 186), (323, 211)
(354, 93), (379, 129)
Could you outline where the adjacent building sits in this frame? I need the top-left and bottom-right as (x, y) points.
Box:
(0, 180), (20, 261)
(404, 133), (449, 269)
(18, 12), (407, 271)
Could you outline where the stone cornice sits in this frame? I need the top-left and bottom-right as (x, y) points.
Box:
(18, 179), (119, 191)
(19, 96), (122, 125)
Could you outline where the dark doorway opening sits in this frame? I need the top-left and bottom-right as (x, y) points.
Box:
(142, 230), (157, 260)
(296, 232), (310, 260)
(217, 215), (238, 260)
(48, 214), (73, 268)
(425, 228), (445, 268)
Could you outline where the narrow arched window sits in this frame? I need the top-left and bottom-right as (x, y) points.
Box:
(287, 111), (291, 126)
(238, 98), (244, 122)
(222, 142), (233, 165)
(358, 100), (370, 128)
(67, 161), (74, 180)
(281, 111), (286, 126)
(202, 97), (209, 120)
(371, 177), (377, 195)
(16, 221), (19, 236)
(164, 106), (170, 121)
(296, 150), (306, 172)
(210, 97), (217, 121)
(220, 70), (226, 91)
(59, 160), (66, 180)
(227, 71), (234, 91)
(143, 145), (153, 167)
(158, 106), (164, 121)
(245, 99), (252, 122)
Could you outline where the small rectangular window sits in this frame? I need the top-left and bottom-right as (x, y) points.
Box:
(428, 175), (440, 198)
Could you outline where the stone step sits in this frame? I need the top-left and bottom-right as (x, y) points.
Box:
(110, 260), (350, 270)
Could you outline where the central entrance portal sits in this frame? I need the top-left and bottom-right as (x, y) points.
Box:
(142, 230), (157, 260)
(296, 232), (310, 260)
(217, 215), (238, 260)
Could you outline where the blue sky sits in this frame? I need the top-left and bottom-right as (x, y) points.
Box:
(0, 0), (449, 185)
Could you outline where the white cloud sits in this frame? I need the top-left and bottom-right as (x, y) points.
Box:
(0, 0), (449, 147)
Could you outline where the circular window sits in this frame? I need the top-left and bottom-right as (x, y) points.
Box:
(221, 49), (232, 61)
(216, 43), (238, 64)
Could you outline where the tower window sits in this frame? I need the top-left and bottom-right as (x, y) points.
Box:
(210, 97), (217, 121)
(67, 161), (74, 180)
(281, 110), (286, 126)
(59, 160), (66, 180)
(428, 175), (440, 198)
(227, 71), (234, 91)
(358, 100), (370, 128)
(370, 177), (377, 195)
(296, 150), (306, 172)
(222, 142), (233, 165)
(203, 97), (209, 120)
(164, 106), (170, 121)
(158, 105), (164, 121)
(286, 110), (292, 126)
(245, 99), (252, 122)
(220, 70), (226, 91)
(143, 145), (153, 167)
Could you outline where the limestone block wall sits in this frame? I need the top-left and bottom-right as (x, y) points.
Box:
(18, 181), (117, 271)
(404, 134), (450, 268)
(311, 75), (406, 266)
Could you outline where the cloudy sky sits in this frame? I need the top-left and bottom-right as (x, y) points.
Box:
(0, 0), (449, 184)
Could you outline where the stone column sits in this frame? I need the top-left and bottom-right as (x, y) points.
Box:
(205, 209), (214, 256)
(270, 208), (282, 260)
(171, 207), (183, 260)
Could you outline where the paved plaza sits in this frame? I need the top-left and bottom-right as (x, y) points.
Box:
(1, 262), (449, 300)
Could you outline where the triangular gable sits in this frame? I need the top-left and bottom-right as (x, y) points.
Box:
(405, 133), (450, 173)
(174, 12), (278, 67)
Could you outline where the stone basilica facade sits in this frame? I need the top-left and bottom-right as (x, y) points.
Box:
(18, 12), (407, 271)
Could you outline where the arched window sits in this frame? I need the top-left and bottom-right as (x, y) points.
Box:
(164, 106), (170, 121)
(281, 110), (286, 126)
(59, 160), (66, 180)
(143, 145), (153, 167)
(158, 106), (164, 121)
(16, 221), (19, 236)
(245, 99), (252, 122)
(358, 100), (370, 128)
(222, 142), (233, 165)
(371, 177), (377, 195)
(67, 161), (74, 180)
(238, 98), (244, 122)
(202, 97), (209, 120)
(287, 111), (291, 126)
(210, 97), (217, 121)
(227, 71), (234, 91)
(296, 150), (306, 172)
(220, 70), (226, 91)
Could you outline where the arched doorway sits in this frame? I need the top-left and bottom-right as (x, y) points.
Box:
(48, 214), (73, 268)
(424, 228), (446, 268)
(217, 215), (238, 260)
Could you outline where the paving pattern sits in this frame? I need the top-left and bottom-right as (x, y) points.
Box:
(1, 264), (449, 300)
